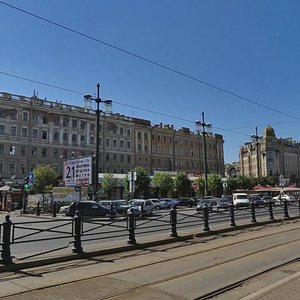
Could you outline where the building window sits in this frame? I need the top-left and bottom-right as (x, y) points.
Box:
(9, 163), (15, 174)
(0, 162), (3, 174)
(72, 120), (77, 128)
(32, 147), (37, 156)
(120, 155), (124, 163)
(63, 132), (68, 142)
(80, 121), (86, 129)
(43, 116), (48, 124)
(90, 136), (95, 144)
(144, 133), (148, 139)
(106, 139), (110, 147)
(138, 144), (142, 151)
(80, 135), (85, 143)
(90, 123), (95, 131)
(127, 141), (131, 148)
(106, 154), (110, 162)
(63, 118), (69, 127)
(113, 139), (117, 147)
(63, 150), (67, 159)
(10, 145), (16, 155)
(138, 132), (141, 139)
(72, 134), (77, 143)
(120, 127), (124, 135)
(54, 116), (60, 126)
(32, 113), (38, 123)
(113, 154), (117, 162)
(11, 126), (16, 136)
(21, 146), (26, 156)
(127, 155), (131, 163)
(42, 148), (47, 157)
(53, 149), (58, 158)
(32, 129), (38, 139)
(158, 135), (160, 141)
(127, 129), (131, 136)
(54, 131), (59, 141)
(42, 130), (47, 139)
(120, 140), (124, 148)
(0, 144), (4, 155)
(0, 125), (5, 134)
(23, 112), (29, 121)
(145, 145), (148, 152)
(11, 110), (17, 120)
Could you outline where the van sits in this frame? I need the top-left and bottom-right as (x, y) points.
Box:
(232, 193), (250, 207)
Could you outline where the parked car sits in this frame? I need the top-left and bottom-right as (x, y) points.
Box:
(66, 201), (111, 217)
(177, 197), (194, 207)
(216, 198), (231, 210)
(150, 199), (169, 209)
(249, 195), (266, 207)
(160, 198), (179, 208)
(233, 193), (250, 207)
(196, 199), (217, 212)
(98, 200), (129, 215)
(59, 205), (70, 214)
(129, 199), (154, 217)
(261, 195), (273, 203)
(272, 194), (296, 205)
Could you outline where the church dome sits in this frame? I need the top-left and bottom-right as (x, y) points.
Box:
(264, 125), (275, 138)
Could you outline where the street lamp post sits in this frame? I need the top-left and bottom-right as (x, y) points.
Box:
(84, 83), (112, 200)
(195, 112), (212, 196)
(251, 127), (262, 184)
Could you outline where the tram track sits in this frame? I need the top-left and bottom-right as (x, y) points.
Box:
(1, 221), (300, 299)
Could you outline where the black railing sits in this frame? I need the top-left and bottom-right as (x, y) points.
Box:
(1, 200), (300, 264)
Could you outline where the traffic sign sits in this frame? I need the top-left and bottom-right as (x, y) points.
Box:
(63, 157), (92, 186)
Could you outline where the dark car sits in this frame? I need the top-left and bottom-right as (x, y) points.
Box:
(249, 196), (266, 207)
(196, 199), (217, 212)
(261, 196), (273, 203)
(66, 201), (111, 217)
(177, 197), (194, 207)
(216, 198), (231, 210)
(98, 200), (129, 215)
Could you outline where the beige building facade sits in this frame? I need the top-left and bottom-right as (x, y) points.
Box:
(240, 125), (300, 179)
(0, 91), (225, 182)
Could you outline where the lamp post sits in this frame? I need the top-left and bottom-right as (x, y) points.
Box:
(251, 127), (262, 184)
(195, 112), (212, 196)
(84, 83), (112, 200)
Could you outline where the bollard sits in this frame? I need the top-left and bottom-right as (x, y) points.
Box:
(52, 201), (57, 218)
(283, 199), (290, 219)
(127, 208), (136, 244)
(169, 205), (178, 237)
(36, 201), (40, 216)
(140, 202), (144, 218)
(250, 200), (257, 223)
(229, 204), (236, 227)
(72, 211), (83, 253)
(202, 204), (210, 232)
(268, 200), (274, 220)
(1, 215), (13, 264)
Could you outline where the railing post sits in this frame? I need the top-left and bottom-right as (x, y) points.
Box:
(229, 204), (236, 227)
(283, 199), (290, 219)
(203, 205), (210, 232)
(52, 201), (57, 218)
(170, 205), (178, 237)
(140, 202), (144, 218)
(127, 208), (136, 244)
(298, 199), (300, 216)
(36, 201), (40, 216)
(1, 215), (13, 264)
(250, 200), (257, 223)
(72, 211), (83, 253)
(268, 200), (274, 220)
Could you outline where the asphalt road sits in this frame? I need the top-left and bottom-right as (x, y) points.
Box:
(4, 203), (300, 259)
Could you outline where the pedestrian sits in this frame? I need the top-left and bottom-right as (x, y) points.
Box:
(7, 198), (12, 213)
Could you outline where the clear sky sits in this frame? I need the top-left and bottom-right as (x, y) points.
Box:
(1, 0), (300, 163)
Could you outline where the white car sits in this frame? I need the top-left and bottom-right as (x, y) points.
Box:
(129, 199), (154, 216)
(59, 205), (70, 214)
(272, 194), (296, 205)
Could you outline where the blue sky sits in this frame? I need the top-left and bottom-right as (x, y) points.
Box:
(1, 0), (300, 163)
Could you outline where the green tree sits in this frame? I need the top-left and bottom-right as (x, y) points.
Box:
(207, 173), (222, 196)
(134, 166), (151, 198)
(33, 165), (58, 194)
(226, 177), (239, 194)
(173, 172), (191, 197)
(101, 174), (118, 200)
(194, 176), (205, 197)
(151, 172), (174, 198)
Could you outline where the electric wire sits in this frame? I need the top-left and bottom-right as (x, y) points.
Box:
(1, 1), (300, 122)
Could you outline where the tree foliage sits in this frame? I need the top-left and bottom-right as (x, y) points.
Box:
(133, 166), (151, 198)
(207, 173), (222, 196)
(151, 172), (174, 197)
(101, 174), (118, 200)
(194, 176), (205, 197)
(33, 165), (58, 194)
(173, 172), (191, 197)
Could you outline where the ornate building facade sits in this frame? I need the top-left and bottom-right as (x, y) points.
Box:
(240, 125), (300, 180)
(0, 91), (225, 182)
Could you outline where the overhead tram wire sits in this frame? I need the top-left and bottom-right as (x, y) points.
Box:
(0, 70), (250, 137)
(1, 1), (300, 122)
